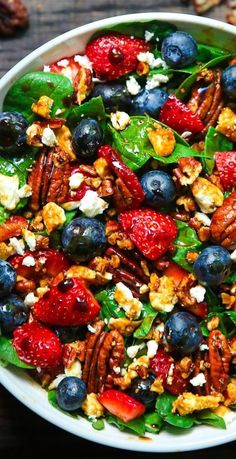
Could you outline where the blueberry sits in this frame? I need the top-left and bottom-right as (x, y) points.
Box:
(193, 246), (231, 287)
(164, 311), (202, 355)
(161, 31), (197, 69)
(221, 65), (236, 99)
(0, 260), (17, 297)
(54, 325), (87, 344)
(0, 294), (29, 336)
(131, 88), (168, 117)
(61, 217), (107, 263)
(90, 83), (132, 113)
(72, 118), (102, 160)
(56, 376), (87, 411)
(0, 111), (28, 156)
(140, 170), (176, 208)
(129, 374), (157, 409)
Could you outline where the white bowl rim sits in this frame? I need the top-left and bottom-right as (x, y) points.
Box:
(0, 11), (236, 453)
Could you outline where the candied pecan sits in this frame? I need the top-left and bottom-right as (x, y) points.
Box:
(97, 179), (114, 198)
(82, 321), (105, 386)
(15, 278), (36, 294)
(173, 157), (202, 186)
(177, 274), (207, 318)
(0, 216), (28, 242)
(87, 331), (107, 393)
(208, 330), (231, 392)
(113, 177), (134, 212)
(210, 191), (236, 250)
(105, 247), (149, 283)
(0, 0), (28, 35)
(35, 235), (49, 250)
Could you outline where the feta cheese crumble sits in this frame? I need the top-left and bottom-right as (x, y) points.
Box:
(126, 76), (141, 95)
(145, 73), (169, 90)
(9, 238), (25, 256)
(69, 172), (84, 190)
(230, 249), (236, 262)
(146, 340), (158, 358)
(41, 127), (57, 147)
(194, 212), (211, 227)
(24, 292), (38, 307)
(190, 373), (206, 387)
(190, 285), (206, 303)
(22, 255), (35, 267)
(137, 51), (167, 69)
(0, 174), (32, 211)
(74, 54), (93, 71)
(78, 190), (108, 217)
(110, 111), (130, 130)
(126, 343), (146, 359)
(114, 282), (142, 319)
(144, 30), (154, 42)
(22, 228), (37, 251)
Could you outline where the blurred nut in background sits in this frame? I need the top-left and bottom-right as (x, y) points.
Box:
(0, 0), (29, 35)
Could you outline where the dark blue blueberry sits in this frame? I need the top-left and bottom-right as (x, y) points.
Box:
(131, 88), (168, 117)
(164, 311), (202, 355)
(61, 217), (107, 263)
(54, 325), (87, 344)
(72, 118), (102, 160)
(0, 111), (28, 156)
(140, 170), (176, 208)
(56, 376), (87, 411)
(221, 65), (236, 99)
(90, 83), (132, 113)
(0, 294), (29, 336)
(129, 374), (157, 409)
(161, 31), (197, 69)
(193, 246), (231, 287)
(0, 260), (17, 297)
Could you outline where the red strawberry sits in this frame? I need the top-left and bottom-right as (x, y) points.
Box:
(150, 349), (189, 396)
(9, 249), (70, 280)
(0, 216), (28, 243)
(33, 278), (100, 326)
(86, 33), (150, 80)
(159, 95), (204, 136)
(13, 322), (63, 368)
(98, 389), (145, 422)
(215, 151), (236, 191)
(98, 145), (145, 210)
(119, 209), (177, 260)
(64, 166), (91, 209)
(164, 261), (188, 287)
(185, 302), (208, 319)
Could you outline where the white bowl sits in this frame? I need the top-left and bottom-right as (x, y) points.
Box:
(0, 12), (235, 452)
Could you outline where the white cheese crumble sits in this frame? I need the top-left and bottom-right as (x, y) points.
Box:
(126, 76), (141, 95)
(9, 238), (25, 255)
(69, 172), (84, 190)
(44, 65), (51, 72)
(137, 51), (167, 69)
(199, 343), (209, 351)
(113, 366), (121, 375)
(78, 190), (108, 217)
(110, 111), (130, 130)
(230, 249), (236, 262)
(18, 184), (32, 199)
(41, 127), (57, 147)
(181, 131), (192, 139)
(22, 229), (37, 251)
(146, 340), (158, 358)
(0, 174), (32, 211)
(114, 282), (142, 320)
(126, 343), (146, 359)
(190, 373), (206, 387)
(65, 359), (82, 378)
(62, 201), (81, 211)
(194, 212), (211, 227)
(24, 292), (38, 307)
(190, 285), (206, 303)
(222, 409), (236, 426)
(48, 374), (66, 390)
(87, 324), (96, 333)
(22, 255), (35, 267)
(145, 73), (169, 90)
(57, 59), (70, 68)
(74, 54), (93, 71)
(144, 30), (154, 42)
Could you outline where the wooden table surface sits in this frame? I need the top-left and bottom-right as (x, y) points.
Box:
(0, 1), (235, 457)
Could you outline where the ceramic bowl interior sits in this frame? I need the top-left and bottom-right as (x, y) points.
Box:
(0, 12), (236, 452)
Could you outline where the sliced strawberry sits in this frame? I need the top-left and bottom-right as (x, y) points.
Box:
(119, 209), (177, 260)
(159, 95), (204, 136)
(13, 322), (63, 368)
(98, 145), (145, 210)
(164, 261), (188, 287)
(98, 389), (145, 422)
(150, 349), (189, 395)
(0, 216), (28, 243)
(186, 302), (208, 319)
(9, 249), (70, 280)
(64, 166), (91, 208)
(86, 33), (150, 80)
(33, 278), (100, 326)
(215, 151), (236, 191)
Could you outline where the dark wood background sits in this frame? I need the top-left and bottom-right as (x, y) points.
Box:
(0, 1), (235, 457)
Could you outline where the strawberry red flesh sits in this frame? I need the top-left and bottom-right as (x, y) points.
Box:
(98, 389), (145, 422)
(215, 151), (236, 191)
(86, 33), (150, 80)
(0, 216), (28, 243)
(119, 209), (177, 260)
(150, 349), (189, 395)
(9, 249), (70, 280)
(33, 277), (100, 326)
(159, 94), (204, 136)
(13, 321), (63, 368)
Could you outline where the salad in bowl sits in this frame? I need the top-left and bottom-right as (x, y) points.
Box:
(0, 12), (236, 452)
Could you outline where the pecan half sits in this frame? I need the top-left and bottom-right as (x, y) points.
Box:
(0, 0), (28, 35)
(210, 191), (236, 250)
(192, 0), (221, 14)
(208, 330), (231, 392)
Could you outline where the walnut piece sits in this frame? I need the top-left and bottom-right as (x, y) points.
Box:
(147, 123), (176, 157)
(172, 392), (224, 416)
(216, 107), (236, 142)
(192, 0), (221, 14)
(173, 157), (202, 186)
(191, 177), (224, 214)
(0, 0), (28, 35)
(82, 393), (104, 418)
(149, 274), (178, 312)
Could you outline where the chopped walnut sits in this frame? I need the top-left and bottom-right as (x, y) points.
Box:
(66, 265), (112, 286)
(149, 274), (178, 312)
(150, 377), (164, 394)
(42, 202), (66, 234)
(191, 177), (224, 214)
(173, 157), (202, 186)
(207, 316), (220, 331)
(26, 124), (43, 147)
(114, 282), (142, 319)
(216, 107), (236, 142)
(93, 157), (112, 179)
(108, 317), (142, 336)
(172, 392), (224, 416)
(179, 357), (194, 379)
(55, 125), (76, 159)
(147, 123), (176, 157)
(177, 196), (196, 212)
(192, 0), (221, 13)
(221, 292), (236, 310)
(224, 380), (236, 406)
(82, 393), (104, 418)
(0, 242), (14, 260)
(110, 111), (130, 130)
(31, 96), (53, 119)
(114, 355), (150, 390)
(186, 251), (199, 264)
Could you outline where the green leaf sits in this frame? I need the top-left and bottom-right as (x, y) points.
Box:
(106, 414), (146, 435)
(0, 336), (34, 369)
(205, 287), (222, 313)
(91, 20), (176, 42)
(173, 221), (202, 272)
(144, 411), (163, 433)
(4, 72), (74, 123)
(96, 287), (126, 321)
(134, 305), (158, 339)
(91, 419), (105, 430)
(224, 272), (236, 284)
(155, 392), (177, 417)
(48, 390), (79, 418)
(196, 410), (226, 429)
(201, 311), (236, 337)
(202, 127), (233, 174)
(67, 96), (106, 130)
(164, 413), (194, 429)
(0, 206), (10, 224)
(197, 44), (226, 63)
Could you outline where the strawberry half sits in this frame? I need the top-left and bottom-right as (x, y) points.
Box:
(13, 321), (63, 368)
(119, 209), (177, 260)
(98, 389), (145, 422)
(159, 95), (204, 136)
(150, 349), (189, 395)
(9, 249), (70, 280)
(215, 151), (236, 191)
(0, 216), (28, 243)
(86, 33), (150, 80)
(33, 278), (100, 326)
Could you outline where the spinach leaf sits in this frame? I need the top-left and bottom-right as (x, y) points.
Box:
(202, 127), (233, 174)
(197, 44), (226, 63)
(173, 221), (202, 272)
(201, 311), (236, 337)
(0, 206), (9, 224)
(0, 336), (34, 369)
(224, 272), (236, 284)
(205, 287), (223, 313)
(48, 390), (78, 418)
(144, 411), (163, 433)
(91, 419), (105, 430)
(106, 414), (146, 436)
(155, 392), (177, 417)
(4, 72), (74, 123)
(164, 413), (194, 429)
(96, 287), (126, 321)
(67, 96), (106, 130)
(196, 410), (226, 429)
(133, 312), (157, 339)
